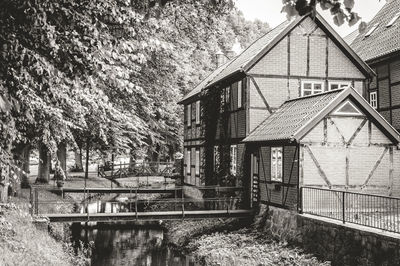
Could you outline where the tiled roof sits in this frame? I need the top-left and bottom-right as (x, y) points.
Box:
(207, 20), (293, 87)
(243, 90), (344, 142)
(351, 0), (400, 61)
(178, 60), (232, 103)
(343, 28), (359, 45)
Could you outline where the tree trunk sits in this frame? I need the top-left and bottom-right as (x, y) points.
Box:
(36, 143), (50, 183)
(13, 143), (31, 188)
(74, 148), (83, 172)
(57, 142), (67, 177)
(0, 164), (9, 202)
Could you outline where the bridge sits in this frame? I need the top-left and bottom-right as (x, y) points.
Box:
(30, 186), (253, 223)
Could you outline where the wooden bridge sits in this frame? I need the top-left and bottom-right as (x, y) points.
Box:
(31, 186), (253, 223)
(97, 161), (178, 179)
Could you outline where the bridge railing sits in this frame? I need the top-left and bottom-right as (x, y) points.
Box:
(98, 161), (177, 179)
(30, 185), (245, 216)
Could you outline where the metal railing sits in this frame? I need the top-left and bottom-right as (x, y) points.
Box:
(300, 186), (400, 233)
(98, 161), (176, 179)
(30, 185), (245, 216)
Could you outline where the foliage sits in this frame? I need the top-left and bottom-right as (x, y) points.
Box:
(281, 0), (367, 32)
(192, 229), (331, 266)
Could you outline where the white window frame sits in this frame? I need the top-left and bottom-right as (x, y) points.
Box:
(237, 80), (242, 109)
(230, 145), (237, 176)
(369, 91), (377, 109)
(195, 100), (200, 124)
(186, 150), (191, 174)
(301, 80), (324, 96)
(195, 149), (200, 175)
(328, 81), (351, 91)
(186, 104), (191, 126)
(271, 147), (283, 182)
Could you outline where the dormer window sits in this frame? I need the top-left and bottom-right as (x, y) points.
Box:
(301, 80), (324, 96)
(387, 13), (400, 27)
(365, 24), (379, 37)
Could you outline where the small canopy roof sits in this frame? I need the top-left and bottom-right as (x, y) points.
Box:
(243, 87), (400, 144)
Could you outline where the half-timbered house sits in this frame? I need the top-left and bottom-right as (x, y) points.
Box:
(243, 87), (400, 210)
(179, 12), (374, 189)
(348, 0), (400, 131)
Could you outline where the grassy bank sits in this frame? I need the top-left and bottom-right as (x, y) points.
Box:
(165, 217), (330, 265)
(0, 200), (88, 266)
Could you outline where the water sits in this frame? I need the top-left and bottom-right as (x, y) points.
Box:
(71, 223), (197, 266)
(70, 198), (198, 266)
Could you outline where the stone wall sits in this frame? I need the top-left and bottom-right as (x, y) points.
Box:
(257, 204), (400, 266)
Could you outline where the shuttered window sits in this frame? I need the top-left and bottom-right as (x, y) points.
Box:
(271, 147), (283, 182)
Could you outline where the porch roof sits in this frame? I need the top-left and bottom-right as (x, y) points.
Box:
(243, 87), (400, 144)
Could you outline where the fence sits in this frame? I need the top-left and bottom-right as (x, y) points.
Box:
(98, 161), (177, 179)
(300, 186), (400, 233)
(30, 185), (245, 216)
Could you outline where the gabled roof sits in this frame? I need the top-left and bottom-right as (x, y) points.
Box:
(206, 12), (374, 88)
(178, 11), (374, 105)
(178, 60), (232, 104)
(351, 0), (400, 62)
(243, 87), (400, 144)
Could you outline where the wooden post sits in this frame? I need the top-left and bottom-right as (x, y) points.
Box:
(119, 161), (122, 178)
(129, 189), (132, 212)
(174, 189), (177, 211)
(342, 191), (345, 224)
(35, 189), (39, 215)
(181, 187), (185, 219)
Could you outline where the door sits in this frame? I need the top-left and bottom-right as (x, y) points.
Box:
(250, 151), (259, 207)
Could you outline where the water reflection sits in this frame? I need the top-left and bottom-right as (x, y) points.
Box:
(71, 223), (198, 266)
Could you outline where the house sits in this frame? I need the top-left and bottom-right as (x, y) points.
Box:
(348, 0), (400, 132)
(178, 12), (374, 192)
(243, 87), (400, 210)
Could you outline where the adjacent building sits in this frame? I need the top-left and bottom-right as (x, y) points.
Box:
(348, 0), (400, 131)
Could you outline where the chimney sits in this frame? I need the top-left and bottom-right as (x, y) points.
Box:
(215, 48), (227, 67)
(226, 38), (242, 60)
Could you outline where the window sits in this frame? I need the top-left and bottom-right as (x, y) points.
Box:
(329, 81), (351, 91)
(195, 149), (200, 175)
(214, 146), (220, 171)
(271, 147), (283, 182)
(365, 24), (379, 37)
(186, 150), (191, 174)
(301, 81), (324, 96)
(195, 101), (200, 124)
(237, 80), (242, 108)
(225, 86), (230, 104)
(230, 145), (237, 176)
(370, 91), (377, 109)
(387, 13), (400, 27)
(186, 104), (191, 126)
(333, 100), (363, 116)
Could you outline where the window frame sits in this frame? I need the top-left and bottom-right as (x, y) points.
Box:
(195, 100), (201, 125)
(369, 91), (378, 109)
(328, 81), (351, 91)
(186, 104), (191, 127)
(237, 80), (242, 109)
(195, 149), (200, 176)
(186, 150), (191, 174)
(271, 147), (283, 182)
(230, 145), (237, 176)
(301, 80), (325, 96)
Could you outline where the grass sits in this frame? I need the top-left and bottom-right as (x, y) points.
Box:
(190, 228), (331, 266)
(0, 200), (88, 266)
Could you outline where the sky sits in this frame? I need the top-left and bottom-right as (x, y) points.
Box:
(235, 0), (386, 37)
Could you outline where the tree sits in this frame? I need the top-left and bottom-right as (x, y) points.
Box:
(281, 0), (368, 32)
